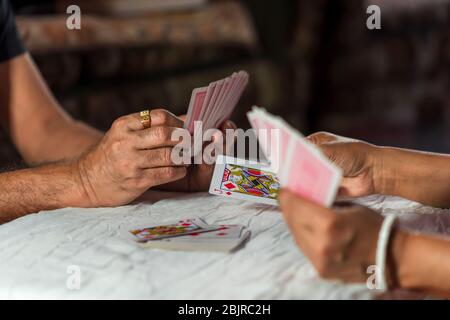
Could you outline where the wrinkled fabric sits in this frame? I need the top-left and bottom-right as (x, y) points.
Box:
(0, 193), (448, 299)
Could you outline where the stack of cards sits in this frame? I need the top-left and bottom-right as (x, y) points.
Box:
(184, 71), (249, 133)
(247, 107), (342, 207)
(209, 155), (279, 206)
(122, 218), (250, 252)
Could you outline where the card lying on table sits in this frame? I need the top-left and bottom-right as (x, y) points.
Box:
(140, 224), (250, 252)
(122, 218), (250, 252)
(184, 71), (249, 133)
(125, 218), (218, 242)
(209, 155), (279, 206)
(247, 107), (342, 207)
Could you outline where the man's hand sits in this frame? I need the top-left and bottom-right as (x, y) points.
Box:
(0, 109), (227, 222)
(307, 132), (382, 198)
(159, 119), (237, 192)
(77, 109), (188, 207)
(279, 189), (384, 283)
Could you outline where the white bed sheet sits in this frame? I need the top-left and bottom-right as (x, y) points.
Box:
(0, 192), (448, 299)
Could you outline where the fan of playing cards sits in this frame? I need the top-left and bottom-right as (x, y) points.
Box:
(122, 218), (250, 252)
(184, 71), (249, 133)
(208, 107), (342, 208)
(248, 107), (342, 206)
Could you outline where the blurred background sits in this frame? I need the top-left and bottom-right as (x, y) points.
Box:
(1, 0), (449, 166)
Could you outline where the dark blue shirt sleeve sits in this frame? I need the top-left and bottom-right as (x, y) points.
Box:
(0, 0), (26, 63)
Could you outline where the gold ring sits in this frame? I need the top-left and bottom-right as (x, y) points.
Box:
(140, 110), (151, 129)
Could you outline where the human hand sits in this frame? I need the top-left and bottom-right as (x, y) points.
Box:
(307, 132), (383, 197)
(77, 109), (188, 207)
(160, 119), (237, 192)
(279, 189), (384, 283)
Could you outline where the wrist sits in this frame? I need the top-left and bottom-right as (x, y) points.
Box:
(74, 155), (100, 207)
(386, 228), (419, 290)
(372, 146), (397, 195)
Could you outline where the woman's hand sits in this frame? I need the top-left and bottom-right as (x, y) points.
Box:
(279, 189), (450, 298)
(307, 132), (383, 198)
(279, 189), (384, 283)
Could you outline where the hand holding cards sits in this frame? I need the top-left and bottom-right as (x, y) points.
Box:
(184, 71), (249, 133)
(247, 107), (342, 207)
(208, 108), (341, 207)
(122, 218), (250, 252)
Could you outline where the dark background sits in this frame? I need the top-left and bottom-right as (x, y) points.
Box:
(1, 0), (449, 166)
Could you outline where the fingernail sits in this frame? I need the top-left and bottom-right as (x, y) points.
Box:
(227, 121), (237, 129)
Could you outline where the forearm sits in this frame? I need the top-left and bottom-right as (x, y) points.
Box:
(0, 161), (90, 224)
(25, 117), (102, 165)
(1, 53), (102, 164)
(375, 147), (450, 208)
(391, 229), (450, 298)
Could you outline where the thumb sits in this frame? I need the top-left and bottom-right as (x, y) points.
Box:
(279, 189), (334, 223)
(307, 132), (337, 146)
(316, 142), (336, 164)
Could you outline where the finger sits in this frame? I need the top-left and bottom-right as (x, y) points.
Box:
(307, 132), (337, 146)
(134, 126), (187, 149)
(112, 114), (146, 132)
(179, 114), (187, 121)
(142, 166), (187, 187)
(150, 109), (184, 128)
(314, 143), (336, 163)
(123, 109), (184, 132)
(137, 147), (187, 169)
(279, 189), (335, 224)
(337, 184), (357, 198)
(220, 120), (237, 131)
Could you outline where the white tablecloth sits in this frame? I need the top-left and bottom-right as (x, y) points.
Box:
(0, 192), (448, 299)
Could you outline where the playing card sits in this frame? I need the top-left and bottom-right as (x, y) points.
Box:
(247, 107), (282, 171)
(209, 155), (280, 206)
(163, 224), (245, 242)
(123, 218), (219, 242)
(140, 225), (251, 252)
(184, 71), (249, 133)
(215, 71), (249, 127)
(247, 106), (342, 207)
(206, 74), (237, 129)
(282, 135), (341, 207)
(185, 87), (208, 133)
(201, 79), (224, 130)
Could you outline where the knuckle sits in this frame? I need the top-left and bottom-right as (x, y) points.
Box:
(112, 116), (128, 130)
(152, 109), (170, 124)
(315, 131), (330, 138)
(163, 147), (174, 164)
(153, 126), (172, 143)
(308, 131), (333, 145)
(160, 166), (175, 178)
(152, 148), (172, 166)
